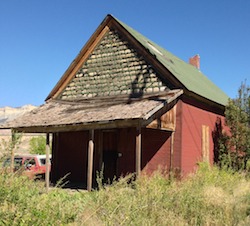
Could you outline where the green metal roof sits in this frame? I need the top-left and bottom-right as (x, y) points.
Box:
(114, 16), (229, 106)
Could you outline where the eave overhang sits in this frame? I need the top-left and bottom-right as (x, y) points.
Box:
(0, 90), (183, 133)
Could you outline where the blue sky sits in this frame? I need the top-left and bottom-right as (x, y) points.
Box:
(0, 0), (249, 107)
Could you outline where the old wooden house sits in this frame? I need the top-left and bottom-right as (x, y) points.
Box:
(1, 15), (228, 189)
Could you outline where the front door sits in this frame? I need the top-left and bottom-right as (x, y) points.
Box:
(102, 130), (118, 183)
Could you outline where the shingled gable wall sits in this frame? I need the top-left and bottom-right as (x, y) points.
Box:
(58, 28), (171, 100)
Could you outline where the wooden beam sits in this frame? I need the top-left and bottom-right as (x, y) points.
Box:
(170, 131), (175, 174)
(12, 118), (142, 133)
(147, 105), (177, 131)
(46, 17), (113, 101)
(45, 133), (50, 192)
(87, 129), (94, 191)
(10, 130), (15, 173)
(136, 126), (142, 177)
(202, 125), (210, 162)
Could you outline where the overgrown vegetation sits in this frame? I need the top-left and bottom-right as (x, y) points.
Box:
(0, 164), (249, 225)
(218, 81), (250, 171)
(29, 136), (46, 155)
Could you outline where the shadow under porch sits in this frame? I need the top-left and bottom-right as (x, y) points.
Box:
(50, 128), (172, 190)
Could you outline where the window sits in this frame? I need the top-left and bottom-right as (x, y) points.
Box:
(24, 158), (36, 167)
(3, 157), (23, 170)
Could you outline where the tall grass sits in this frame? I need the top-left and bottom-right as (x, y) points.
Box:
(89, 164), (250, 225)
(0, 163), (249, 225)
(0, 172), (88, 225)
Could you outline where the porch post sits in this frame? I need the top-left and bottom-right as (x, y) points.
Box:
(10, 130), (15, 173)
(87, 129), (94, 191)
(136, 126), (142, 177)
(45, 133), (50, 192)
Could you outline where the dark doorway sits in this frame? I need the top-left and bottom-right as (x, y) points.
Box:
(102, 130), (118, 183)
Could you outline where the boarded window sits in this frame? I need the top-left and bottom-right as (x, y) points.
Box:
(147, 105), (176, 131)
(202, 125), (210, 162)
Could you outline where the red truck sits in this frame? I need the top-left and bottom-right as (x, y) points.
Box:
(2, 154), (51, 179)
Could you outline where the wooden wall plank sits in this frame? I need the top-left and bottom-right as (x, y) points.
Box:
(147, 105), (176, 131)
(202, 125), (209, 162)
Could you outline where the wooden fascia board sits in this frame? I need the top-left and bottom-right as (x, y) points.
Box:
(183, 90), (225, 115)
(12, 118), (142, 133)
(46, 16), (113, 101)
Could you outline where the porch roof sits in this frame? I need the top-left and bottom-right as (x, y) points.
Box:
(0, 89), (183, 133)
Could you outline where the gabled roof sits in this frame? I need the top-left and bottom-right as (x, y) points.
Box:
(47, 14), (228, 106)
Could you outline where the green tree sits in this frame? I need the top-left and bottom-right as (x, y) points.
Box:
(219, 81), (250, 170)
(29, 136), (47, 155)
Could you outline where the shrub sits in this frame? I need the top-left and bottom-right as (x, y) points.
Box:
(29, 136), (47, 155)
(219, 81), (250, 171)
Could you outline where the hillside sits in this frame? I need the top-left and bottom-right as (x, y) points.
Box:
(0, 105), (37, 125)
(0, 105), (38, 154)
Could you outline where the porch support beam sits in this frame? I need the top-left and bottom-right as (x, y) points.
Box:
(10, 130), (15, 173)
(45, 133), (50, 192)
(87, 129), (94, 191)
(136, 126), (142, 177)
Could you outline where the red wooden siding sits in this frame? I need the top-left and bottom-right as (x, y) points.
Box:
(172, 100), (183, 175)
(142, 128), (171, 175)
(117, 128), (136, 176)
(117, 128), (172, 176)
(51, 131), (89, 184)
(180, 99), (226, 176)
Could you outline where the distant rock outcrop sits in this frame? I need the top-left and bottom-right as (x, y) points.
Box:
(0, 105), (38, 154)
(0, 105), (37, 125)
